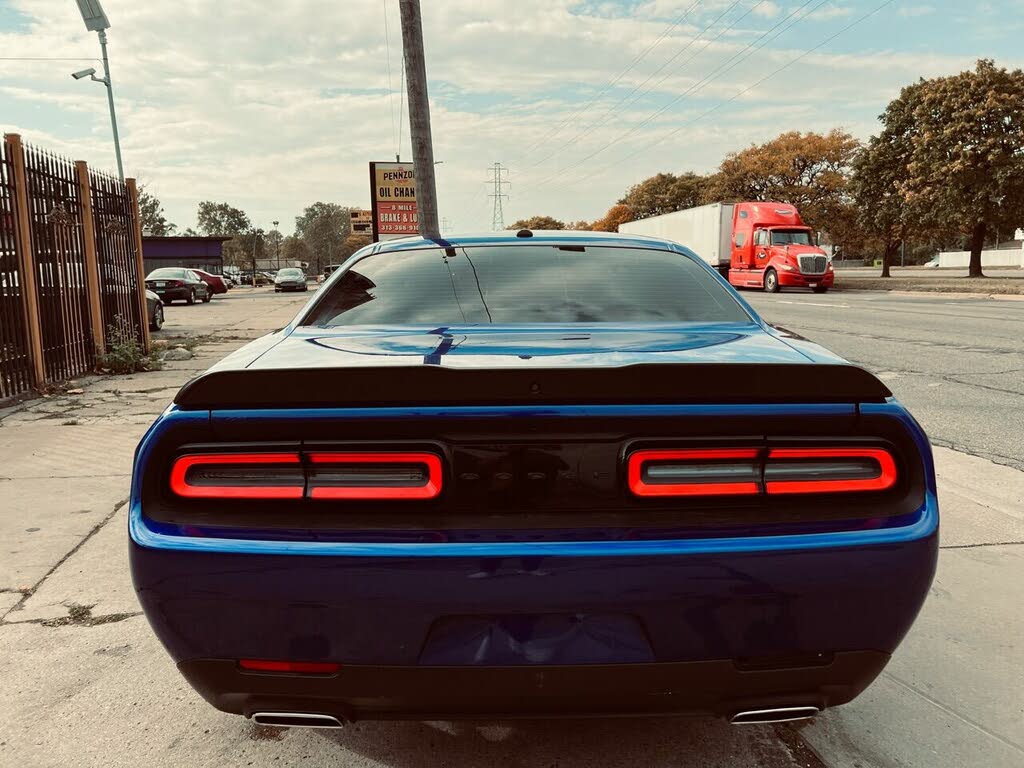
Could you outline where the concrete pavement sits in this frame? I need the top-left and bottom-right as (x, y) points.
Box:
(1, 288), (1021, 768)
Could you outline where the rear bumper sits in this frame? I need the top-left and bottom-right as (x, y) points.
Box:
(178, 651), (889, 721)
(150, 287), (189, 302)
(131, 530), (936, 719)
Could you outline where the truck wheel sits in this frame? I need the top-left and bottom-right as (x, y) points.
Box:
(812, 286), (828, 294)
(764, 269), (780, 293)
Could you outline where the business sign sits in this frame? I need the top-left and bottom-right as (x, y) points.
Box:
(369, 161), (418, 241)
(350, 208), (373, 235)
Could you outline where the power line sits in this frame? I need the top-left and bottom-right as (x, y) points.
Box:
(516, 0), (703, 160)
(531, 0), (825, 190)
(0, 57), (98, 61)
(522, 0), (745, 171)
(553, 0), (898, 193)
(487, 162), (510, 230)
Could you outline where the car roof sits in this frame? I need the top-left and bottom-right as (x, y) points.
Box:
(371, 230), (682, 255)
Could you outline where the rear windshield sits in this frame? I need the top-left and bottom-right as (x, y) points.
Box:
(147, 268), (185, 279)
(303, 245), (749, 326)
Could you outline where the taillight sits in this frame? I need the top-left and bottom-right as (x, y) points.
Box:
(238, 659), (340, 675)
(306, 452), (443, 500)
(764, 447), (897, 495)
(169, 450), (443, 500)
(169, 453), (304, 499)
(627, 446), (898, 498)
(628, 449), (761, 497)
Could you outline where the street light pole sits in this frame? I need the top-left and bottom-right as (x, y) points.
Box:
(75, 1), (124, 181)
(96, 29), (124, 181)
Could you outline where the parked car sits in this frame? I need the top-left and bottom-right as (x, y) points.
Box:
(192, 269), (228, 295)
(131, 231), (937, 728)
(144, 268), (211, 305)
(145, 289), (164, 331)
(320, 264), (342, 283)
(274, 267), (308, 292)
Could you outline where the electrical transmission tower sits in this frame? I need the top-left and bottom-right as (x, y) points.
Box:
(487, 162), (510, 231)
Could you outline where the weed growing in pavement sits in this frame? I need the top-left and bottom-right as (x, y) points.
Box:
(97, 316), (162, 375)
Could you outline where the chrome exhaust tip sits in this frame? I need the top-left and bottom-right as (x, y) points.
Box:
(251, 712), (345, 729)
(730, 706), (820, 725)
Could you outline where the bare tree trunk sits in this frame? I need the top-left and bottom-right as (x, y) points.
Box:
(880, 240), (898, 278)
(969, 221), (987, 277)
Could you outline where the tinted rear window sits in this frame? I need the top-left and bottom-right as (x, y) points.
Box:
(303, 245), (749, 326)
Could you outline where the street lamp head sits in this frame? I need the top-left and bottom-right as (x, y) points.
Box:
(71, 67), (97, 80)
(76, 0), (110, 32)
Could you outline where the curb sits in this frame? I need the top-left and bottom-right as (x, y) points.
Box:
(836, 287), (1024, 301)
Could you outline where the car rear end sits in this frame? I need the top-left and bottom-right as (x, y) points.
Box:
(130, 236), (937, 724)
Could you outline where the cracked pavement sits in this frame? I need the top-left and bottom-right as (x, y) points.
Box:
(1, 288), (1022, 767)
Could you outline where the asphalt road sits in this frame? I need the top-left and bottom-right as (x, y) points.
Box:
(745, 290), (1024, 471)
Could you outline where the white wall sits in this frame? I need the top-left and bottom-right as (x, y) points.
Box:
(938, 245), (1024, 268)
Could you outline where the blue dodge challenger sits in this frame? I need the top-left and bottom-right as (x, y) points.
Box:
(130, 231), (938, 728)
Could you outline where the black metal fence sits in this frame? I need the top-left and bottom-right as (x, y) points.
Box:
(0, 133), (148, 400)
(91, 168), (146, 348)
(23, 144), (93, 383)
(0, 141), (33, 399)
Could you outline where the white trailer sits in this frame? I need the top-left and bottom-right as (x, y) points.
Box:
(619, 202), (734, 272)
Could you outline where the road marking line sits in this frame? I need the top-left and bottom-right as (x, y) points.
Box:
(775, 300), (848, 308)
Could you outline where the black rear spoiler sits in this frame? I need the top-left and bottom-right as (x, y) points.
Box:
(174, 363), (891, 410)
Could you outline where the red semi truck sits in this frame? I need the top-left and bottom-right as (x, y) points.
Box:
(619, 201), (834, 293)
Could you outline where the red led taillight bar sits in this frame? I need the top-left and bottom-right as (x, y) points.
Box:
(169, 451), (443, 501)
(628, 446), (898, 498)
(628, 449), (762, 497)
(169, 452), (304, 499)
(764, 447), (898, 495)
(306, 452), (443, 500)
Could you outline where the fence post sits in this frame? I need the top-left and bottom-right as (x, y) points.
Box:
(4, 133), (46, 387)
(75, 161), (106, 357)
(125, 178), (151, 353)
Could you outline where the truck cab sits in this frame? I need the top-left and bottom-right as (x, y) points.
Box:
(728, 202), (833, 293)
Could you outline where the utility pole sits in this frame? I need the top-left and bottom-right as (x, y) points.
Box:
(398, 0), (439, 240)
(488, 163), (510, 231)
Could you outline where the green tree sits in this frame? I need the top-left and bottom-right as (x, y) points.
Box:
(566, 220), (592, 231)
(196, 201), (251, 236)
(619, 172), (708, 219)
(280, 235), (311, 268)
(508, 215), (566, 230)
(851, 131), (914, 277)
(295, 202), (352, 274)
(196, 201), (253, 267)
(891, 60), (1024, 276)
(703, 130), (861, 235)
(138, 187), (176, 236)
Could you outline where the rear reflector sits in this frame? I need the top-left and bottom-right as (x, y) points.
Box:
(765, 447), (897, 495)
(170, 453), (304, 499)
(238, 659), (340, 675)
(306, 452), (443, 500)
(628, 449), (761, 497)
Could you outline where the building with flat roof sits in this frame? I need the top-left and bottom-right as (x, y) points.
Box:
(142, 236), (230, 275)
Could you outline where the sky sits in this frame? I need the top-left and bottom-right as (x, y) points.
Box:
(2, 1), (1022, 235)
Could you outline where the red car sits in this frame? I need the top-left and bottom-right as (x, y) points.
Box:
(192, 269), (228, 295)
